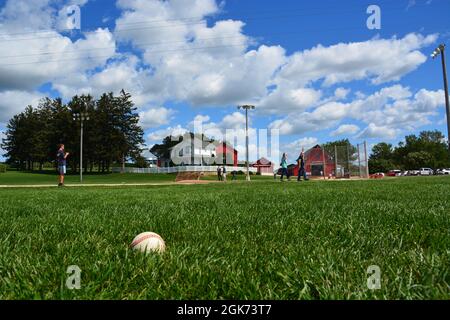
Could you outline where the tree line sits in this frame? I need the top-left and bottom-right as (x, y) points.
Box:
(369, 130), (450, 173)
(1, 90), (144, 173)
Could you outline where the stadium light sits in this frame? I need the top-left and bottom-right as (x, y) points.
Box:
(237, 105), (255, 181)
(73, 111), (90, 183)
(431, 44), (450, 153)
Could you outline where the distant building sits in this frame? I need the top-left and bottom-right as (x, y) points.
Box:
(290, 145), (335, 177)
(156, 133), (238, 167)
(145, 152), (159, 168)
(252, 157), (274, 175)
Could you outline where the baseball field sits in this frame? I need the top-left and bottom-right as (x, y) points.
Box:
(0, 173), (449, 299)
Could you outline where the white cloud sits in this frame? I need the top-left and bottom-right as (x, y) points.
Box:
(331, 124), (360, 137)
(0, 0), (56, 32)
(278, 33), (437, 86)
(147, 125), (188, 143)
(357, 123), (399, 140)
(0, 90), (43, 123)
(269, 85), (444, 139)
(269, 101), (350, 135)
(334, 88), (351, 100)
(221, 112), (247, 129)
(285, 137), (319, 153)
(139, 107), (175, 130)
(0, 1), (115, 92)
(0, 0), (445, 149)
(259, 85), (322, 114)
(113, 0), (287, 106)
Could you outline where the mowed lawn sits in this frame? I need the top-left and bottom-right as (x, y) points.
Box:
(0, 176), (449, 299)
(0, 171), (177, 185)
(0, 171), (272, 186)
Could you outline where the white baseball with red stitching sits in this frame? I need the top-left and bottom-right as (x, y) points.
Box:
(131, 232), (166, 254)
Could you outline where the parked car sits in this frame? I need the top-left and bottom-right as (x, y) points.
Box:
(387, 170), (402, 177)
(370, 172), (385, 179)
(274, 164), (298, 179)
(408, 170), (420, 176)
(419, 168), (434, 176)
(436, 168), (450, 175)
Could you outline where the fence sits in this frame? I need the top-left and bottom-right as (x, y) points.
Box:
(112, 166), (258, 175)
(319, 141), (369, 179)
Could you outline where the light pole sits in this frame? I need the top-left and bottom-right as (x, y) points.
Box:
(238, 105), (255, 181)
(431, 44), (450, 152)
(73, 112), (90, 183)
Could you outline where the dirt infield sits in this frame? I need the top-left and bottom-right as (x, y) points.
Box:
(175, 172), (205, 182)
(175, 180), (217, 185)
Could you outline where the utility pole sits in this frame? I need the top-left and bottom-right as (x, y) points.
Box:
(364, 141), (369, 179)
(431, 44), (450, 153)
(238, 105), (255, 181)
(73, 111), (90, 183)
(358, 143), (362, 178)
(334, 145), (338, 178)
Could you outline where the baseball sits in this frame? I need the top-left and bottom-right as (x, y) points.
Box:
(131, 232), (166, 254)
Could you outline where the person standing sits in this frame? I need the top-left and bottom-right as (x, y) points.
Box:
(57, 144), (69, 187)
(217, 166), (222, 181)
(296, 151), (309, 182)
(280, 153), (289, 181)
(222, 166), (227, 182)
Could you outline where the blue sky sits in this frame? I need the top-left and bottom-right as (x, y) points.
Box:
(0, 0), (449, 162)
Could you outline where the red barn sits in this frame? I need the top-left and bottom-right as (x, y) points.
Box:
(292, 145), (335, 178)
(252, 157), (274, 175)
(215, 142), (238, 167)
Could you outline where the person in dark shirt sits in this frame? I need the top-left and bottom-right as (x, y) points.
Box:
(57, 144), (69, 187)
(296, 151), (309, 182)
(217, 166), (222, 181)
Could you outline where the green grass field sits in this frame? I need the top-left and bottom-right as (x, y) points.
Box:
(0, 173), (449, 299)
(0, 171), (177, 185)
(0, 171), (271, 185)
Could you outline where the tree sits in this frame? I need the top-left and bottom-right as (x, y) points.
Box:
(369, 143), (396, 173)
(322, 139), (358, 161)
(3, 91), (145, 173)
(150, 135), (184, 167)
(134, 155), (149, 168)
(367, 130), (450, 173)
(3, 111), (29, 170)
(404, 151), (434, 169)
(394, 130), (450, 169)
(371, 143), (393, 160)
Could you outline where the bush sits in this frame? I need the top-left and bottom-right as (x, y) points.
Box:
(0, 164), (6, 173)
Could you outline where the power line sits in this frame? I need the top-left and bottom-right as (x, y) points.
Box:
(0, 4), (383, 37)
(1, 23), (446, 68)
(0, 2), (432, 43)
(0, 21), (446, 63)
(0, 21), (446, 66)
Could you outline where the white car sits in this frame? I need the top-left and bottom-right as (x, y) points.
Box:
(419, 168), (434, 176)
(437, 168), (450, 175)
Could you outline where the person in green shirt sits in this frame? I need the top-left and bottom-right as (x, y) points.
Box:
(280, 153), (289, 181)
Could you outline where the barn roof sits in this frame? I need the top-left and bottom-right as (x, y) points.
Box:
(304, 145), (334, 163)
(252, 157), (273, 167)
